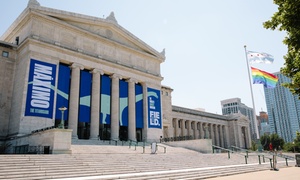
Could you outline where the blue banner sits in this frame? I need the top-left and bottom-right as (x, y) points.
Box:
(147, 87), (162, 129)
(119, 80), (128, 126)
(55, 64), (70, 121)
(25, 59), (57, 118)
(100, 75), (111, 124)
(79, 70), (92, 122)
(135, 84), (143, 128)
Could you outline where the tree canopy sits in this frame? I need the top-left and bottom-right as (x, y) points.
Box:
(260, 133), (284, 151)
(264, 0), (300, 96)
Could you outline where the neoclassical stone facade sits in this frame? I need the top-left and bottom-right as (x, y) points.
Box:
(0, 1), (251, 150)
(1, 1), (164, 143)
(161, 86), (251, 148)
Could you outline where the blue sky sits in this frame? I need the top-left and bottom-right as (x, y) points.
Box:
(0, 0), (287, 115)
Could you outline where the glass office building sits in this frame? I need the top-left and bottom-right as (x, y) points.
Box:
(264, 72), (300, 142)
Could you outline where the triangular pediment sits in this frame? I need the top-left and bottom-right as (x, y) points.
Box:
(30, 5), (165, 61)
(238, 116), (250, 123)
(227, 113), (250, 123)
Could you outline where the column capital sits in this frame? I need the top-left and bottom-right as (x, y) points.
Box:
(91, 68), (104, 75)
(140, 81), (148, 86)
(71, 63), (84, 70)
(110, 73), (122, 80)
(126, 78), (138, 84)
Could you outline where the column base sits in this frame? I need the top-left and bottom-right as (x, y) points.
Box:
(89, 137), (100, 141)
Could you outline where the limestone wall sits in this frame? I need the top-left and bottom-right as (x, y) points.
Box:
(0, 44), (16, 138)
(165, 139), (212, 153)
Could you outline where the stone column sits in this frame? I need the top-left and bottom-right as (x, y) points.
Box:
(181, 120), (184, 137)
(199, 122), (203, 139)
(220, 125), (224, 147)
(127, 78), (137, 141)
(225, 125), (230, 148)
(192, 121), (199, 139)
(210, 124), (215, 145)
(202, 123), (207, 139)
(188, 121), (192, 138)
(215, 125), (220, 147)
(68, 63), (84, 139)
(110, 73), (122, 140)
(173, 118), (177, 138)
(142, 82), (148, 141)
(246, 126), (252, 149)
(187, 120), (193, 136)
(90, 68), (103, 140)
(184, 120), (188, 137)
(213, 124), (216, 145)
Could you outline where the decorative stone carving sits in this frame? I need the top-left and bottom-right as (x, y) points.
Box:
(106, 12), (118, 24)
(160, 48), (166, 57)
(105, 29), (113, 39)
(27, 0), (40, 7)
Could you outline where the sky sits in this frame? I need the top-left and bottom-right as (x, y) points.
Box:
(0, 0), (287, 115)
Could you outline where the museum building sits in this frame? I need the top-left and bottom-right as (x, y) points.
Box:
(0, 0), (252, 153)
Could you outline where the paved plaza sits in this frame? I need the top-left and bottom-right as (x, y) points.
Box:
(210, 166), (300, 180)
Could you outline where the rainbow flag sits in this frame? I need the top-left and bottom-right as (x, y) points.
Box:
(251, 67), (278, 88)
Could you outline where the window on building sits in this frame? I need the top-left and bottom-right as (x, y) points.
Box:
(178, 121), (181, 128)
(2, 51), (9, 58)
(185, 121), (188, 129)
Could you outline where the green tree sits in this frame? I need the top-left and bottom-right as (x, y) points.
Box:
(260, 133), (285, 151)
(283, 142), (294, 152)
(251, 140), (257, 151)
(270, 133), (285, 150)
(293, 131), (300, 152)
(264, 0), (300, 96)
(294, 131), (300, 143)
(260, 134), (270, 150)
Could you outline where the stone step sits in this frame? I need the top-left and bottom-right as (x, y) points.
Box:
(0, 144), (294, 180)
(77, 163), (290, 180)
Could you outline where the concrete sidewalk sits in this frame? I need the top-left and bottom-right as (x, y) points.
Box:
(209, 166), (300, 180)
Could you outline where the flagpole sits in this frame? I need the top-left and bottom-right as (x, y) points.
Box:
(244, 45), (260, 140)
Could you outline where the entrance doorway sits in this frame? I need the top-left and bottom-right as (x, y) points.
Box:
(136, 128), (143, 142)
(242, 127), (247, 149)
(78, 122), (90, 139)
(99, 124), (111, 140)
(119, 126), (128, 141)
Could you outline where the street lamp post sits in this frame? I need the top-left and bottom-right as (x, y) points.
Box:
(58, 106), (67, 129)
(293, 141), (295, 153)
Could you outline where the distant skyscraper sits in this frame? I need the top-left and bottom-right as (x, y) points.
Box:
(257, 111), (270, 135)
(264, 72), (300, 142)
(221, 98), (256, 139)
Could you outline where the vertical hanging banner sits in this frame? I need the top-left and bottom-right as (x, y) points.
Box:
(100, 75), (111, 124)
(55, 64), (70, 121)
(135, 84), (143, 128)
(147, 87), (162, 129)
(79, 70), (92, 122)
(119, 80), (128, 126)
(25, 59), (57, 118)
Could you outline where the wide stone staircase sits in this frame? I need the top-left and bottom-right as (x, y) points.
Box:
(0, 141), (296, 180)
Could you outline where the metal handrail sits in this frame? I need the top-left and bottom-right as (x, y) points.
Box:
(109, 139), (118, 146)
(231, 146), (270, 165)
(212, 145), (234, 159)
(156, 144), (167, 153)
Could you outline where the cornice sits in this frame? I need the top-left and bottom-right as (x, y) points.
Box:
(29, 5), (165, 62)
(22, 37), (163, 82)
